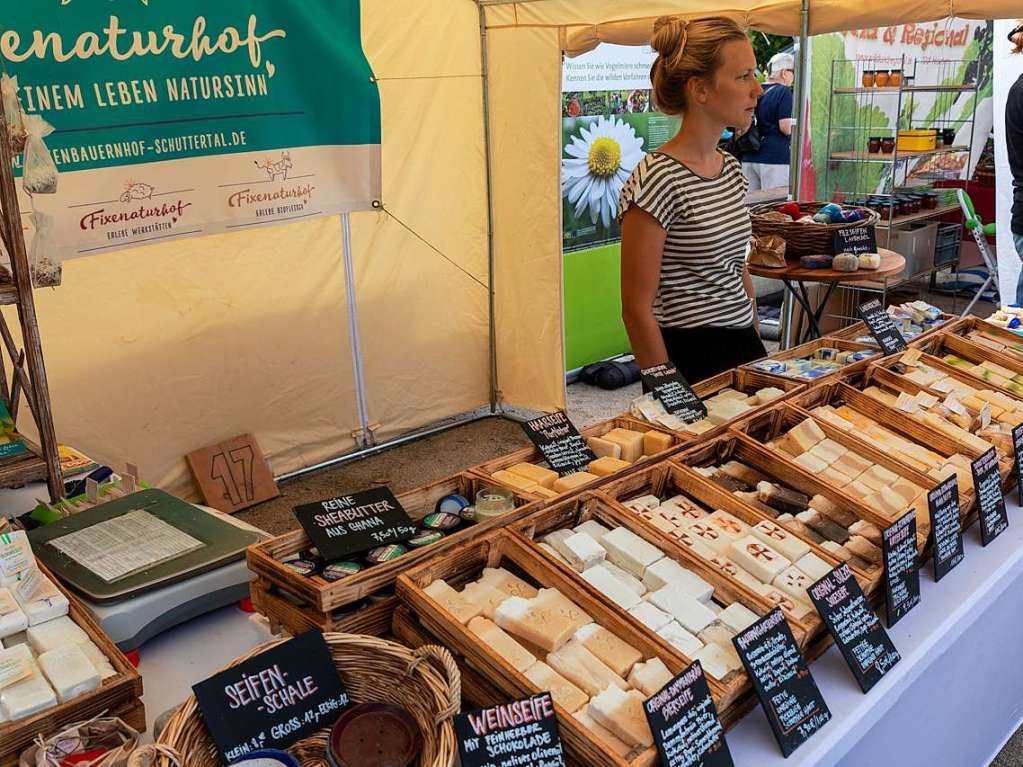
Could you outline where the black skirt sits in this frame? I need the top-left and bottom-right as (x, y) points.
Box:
(659, 325), (767, 384)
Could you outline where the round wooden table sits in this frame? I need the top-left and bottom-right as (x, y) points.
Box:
(748, 248), (906, 345)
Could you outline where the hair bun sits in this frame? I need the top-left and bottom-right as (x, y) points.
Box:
(652, 15), (690, 68)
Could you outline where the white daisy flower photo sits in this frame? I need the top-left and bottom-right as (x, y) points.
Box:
(561, 116), (645, 229)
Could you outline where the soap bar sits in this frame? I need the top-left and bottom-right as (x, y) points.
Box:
(832, 253), (860, 272)
(573, 623), (643, 678)
(574, 520), (612, 544)
(424, 580), (483, 625)
(600, 561), (647, 597)
(796, 510), (850, 544)
(468, 617), (537, 673)
(719, 461), (769, 489)
(812, 498), (859, 528)
(846, 535), (883, 566)
(602, 527), (665, 578)
(628, 657), (675, 697)
(624, 495), (661, 512)
(697, 620), (737, 651)
(642, 559), (714, 602)
(750, 520), (811, 562)
(628, 601), (673, 633)
(78, 640), (117, 680)
(669, 529), (718, 561)
(588, 456), (632, 477)
(789, 419), (827, 451)
(643, 514), (677, 535)
(13, 571), (69, 626)
(553, 472), (599, 494)
(858, 253), (881, 270)
(794, 552), (834, 581)
(461, 581), (512, 620)
(717, 602), (760, 633)
(524, 661), (588, 713)
(0, 673), (57, 721)
(539, 543), (569, 566)
(705, 510), (752, 541)
(589, 686), (654, 749)
(546, 640), (628, 697)
(647, 588), (717, 634)
(728, 536), (791, 583)
(581, 566), (642, 610)
(684, 521), (732, 555)
(657, 621), (704, 656)
(849, 520), (882, 547)
(494, 590), (592, 652)
(809, 438), (847, 465)
(507, 462), (558, 489)
(0, 532), (33, 587)
(26, 616), (89, 655)
(794, 452), (830, 474)
(800, 254), (833, 269)
(757, 482), (809, 515)
(829, 450), (872, 480)
(643, 430), (674, 456)
(0, 589), (28, 639)
(37, 644), (100, 703)
(553, 532), (606, 573)
(602, 429), (646, 462)
(692, 642), (743, 681)
(574, 707), (633, 757)
(587, 436), (622, 460)
(490, 470), (539, 493)
(772, 566), (815, 606)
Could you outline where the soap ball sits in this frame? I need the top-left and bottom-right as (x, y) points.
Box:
(832, 253), (860, 272)
(858, 252), (881, 270)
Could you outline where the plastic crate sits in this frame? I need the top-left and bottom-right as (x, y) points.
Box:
(934, 223), (962, 267)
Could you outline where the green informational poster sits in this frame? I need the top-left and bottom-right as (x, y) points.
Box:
(3, 0), (381, 260)
(0, 400), (28, 460)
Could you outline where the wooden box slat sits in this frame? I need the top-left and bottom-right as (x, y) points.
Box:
(944, 316), (1023, 360)
(396, 531), (723, 767)
(737, 338), (880, 388)
(249, 577), (397, 637)
(913, 331), (1023, 379)
(1, 565), (144, 767)
(247, 472), (536, 614)
(827, 313), (960, 345)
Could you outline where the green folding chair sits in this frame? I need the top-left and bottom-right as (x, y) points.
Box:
(958, 188), (998, 317)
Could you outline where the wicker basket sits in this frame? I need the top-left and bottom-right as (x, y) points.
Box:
(750, 202), (880, 257)
(134, 634), (460, 767)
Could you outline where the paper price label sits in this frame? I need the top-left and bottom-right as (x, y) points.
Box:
(943, 392), (967, 416)
(15, 568), (59, 603)
(980, 404), (992, 429)
(895, 393), (920, 413)
(0, 655), (33, 691)
(0, 589), (18, 617)
(914, 391), (938, 408)
(0, 533), (32, 580)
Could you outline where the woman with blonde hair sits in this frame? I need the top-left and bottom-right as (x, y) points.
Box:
(618, 16), (765, 383)
(1008, 21), (1023, 302)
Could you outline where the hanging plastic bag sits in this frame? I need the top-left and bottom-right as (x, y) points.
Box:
(28, 210), (61, 287)
(22, 114), (58, 194)
(0, 73), (26, 153)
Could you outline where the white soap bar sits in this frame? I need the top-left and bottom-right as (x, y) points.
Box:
(728, 536), (791, 583)
(643, 514), (676, 535)
(546, 640), (628, 697)
(654, 502), (706, 525)
(750, 520), (811, 562)
(692, 642), (743, 681)
(669, 529), (718, 561)
(705, 510), (752, 541)
(657, 621), (704, 656)
(541, 529), (575, 553)
(684, 520), (733, 555)
(628, 601), (673, 633)
(589, 686), (654, 749)
(601, 561), (647, 597)
(79, 640), (118, 680)
(717, 603), (760, 633)
(624, 495), (661, 513)
(581, 566), (642, 610)
(18, 594), (70, 627)
(573, 520), (612, 545)
(602, 528), (665, 578)
(573, 623), (644, 678)
(642, 559), (714, 602)
(755, 583), (817, 621)
(794, 552), (833, 581)
(0, 532), (33, 587)
(0, 672), (57, 721)
(647, 588), (718, 634)
(0, 589), (28, 639)
(772, 566), (815, 606)
(424, 580), (483, 625)
(38, 644), (100, 703)
(26, 616), (89, 655)
(628, 657), (674, 697)
(524, 661), (588, 713)
(461, 581), (512, 620)
(574, 706), (633, 758)
(554, 532), (606, 573)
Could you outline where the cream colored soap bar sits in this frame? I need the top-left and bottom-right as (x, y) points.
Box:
(553, 472), (599, 494)
(494, 590), (591, 653)
(642, 559), (714, 602)
(424, 580), (483, 625)
(647, 588), (717, 634)
(697, 620), (736, 651)
(37, 644), (100, 703)
(602, 527), (665, 578)
(588, 456), (632, 477)
(524, 661), (588, 713)
(602, 429), (646, 463)
(643, 430), (674, 456)
(794, 552), (833, 580)
(751, 520), (811, 562)
(601, 561), (647, 597)
(581, 566), (642, 610)
(507, 462), (558, 489)
(587, 436), (622, 460)
(573, 623), (643, 678)
(468, 617), (537, 673)
(705, 510), (752, 542)
(684, 521), (732, 555)
(657, 621), (703, 656)
(772, 566), (814, 606)
(574, 706), (633, 757)
(490, 470), (538, 493)
(461, 581), (511, 620)
(26, 616), (89, 655)
(0, 589), (28, 639)
(717, 602), (760, 633)
(546, 639), (628, 697)
(789, 419), (827, 451)
(0, 673), (56, 721)
(628, 601), (673, 633)
(574, 519), (612, 544)
(729, 536), (790, 583)
(629, 657), (674, 697)
(590, 686), (654, 749)
(692, 642), (743, 681)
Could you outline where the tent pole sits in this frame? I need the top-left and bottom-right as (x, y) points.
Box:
(781, 0), (812, 349)
(340, 212), (373, 447)
(479, 3), (500, 415)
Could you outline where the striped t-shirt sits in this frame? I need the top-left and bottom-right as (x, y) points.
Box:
(618, 151), (754, 329)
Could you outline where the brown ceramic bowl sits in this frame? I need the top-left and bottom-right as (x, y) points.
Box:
(328, 703), (422, 767)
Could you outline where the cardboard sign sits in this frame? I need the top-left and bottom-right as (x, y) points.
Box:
(644, 661), (734, 767)
(928, 475), (964, 582)
(833, 225), (878, 256)
(732, 609), (831, 757)
(1013, 423), (1023, 506)
(857, 299), (907, 355)
(521, 411), (596, 476)
(881, 511), (920, 628)
(454, 692), (566, 767)
(808, 564), (901, 693)
(293, 487), (417, 562)
(641, 364), (708, 424)
(186, 433), (279, 514)
(192, 631), (349, 762)
(972, 447), (1008, 546)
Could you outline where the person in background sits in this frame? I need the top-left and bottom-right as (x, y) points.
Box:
(742, 51), (795, 193)
(1008, 22), (1023, 303)
(619, 16), (766, 383)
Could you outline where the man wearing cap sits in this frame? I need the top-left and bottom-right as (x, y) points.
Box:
(742, 52), (795, 192)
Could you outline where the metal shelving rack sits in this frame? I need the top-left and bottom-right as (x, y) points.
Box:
(822, 55), (978, 318)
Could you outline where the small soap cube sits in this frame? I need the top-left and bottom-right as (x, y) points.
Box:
(524, 662), (588, 713)
(602, 528), (665, 578)
(728, 536), (790, 583)
(507, 462), (559, 489)
(692, 643), (743, 681)
(642, 559), (714, 602)
(628, 657), (675, 697)
(684, 521), (732, 555)
(794, 552), (834, 581)
(461, 581), (512, 620)
(490, 470), (539, 493)
(587, 436), (622, 460)
(647, 588), (718, 634)
(588, 456), (632, 477)
(697, 620), (737, 651)
(601, 561), (647, 596)
(581, 566), (642, 610)
(37, 644), (100, 703)
(643, 430), (674, 456)
(624, 495), (661, 512)
(794, 452), (829, 474)
(589, 686), (654, 749)
(602, 429), (646, 463)
(657, 621), (704, 656)
(553, 532), (606, 573)
(717, 602), (760, 633)
(573, 623), (643, 678)
(628, 601), (673, 633)
(705, 510), (752, 541)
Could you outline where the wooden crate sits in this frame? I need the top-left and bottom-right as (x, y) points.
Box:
(627, 368), (807, 443)
(247, 472), (537, 621)
(946, 316), (1023, 362)
(396, 530), (727, 767)
(471, 417), (685, 502)
(738, 338), (880, 388)
(248, 576), (397, 637)
(1, 567), (145, 767)
(912, 331), (1023, 381)
(826, 313), (961, 346)
(666, 432), (886, 595)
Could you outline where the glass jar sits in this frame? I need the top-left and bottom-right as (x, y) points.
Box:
(943, 128), (956, 146)
(889, 70), (903, 87)
(862, 70), (876, 88)
(473, 487), (515, 520)
(868, 136), (882, 154)
(875, 71), (891, 87)
(922, 192), (938, 210)
(881, 136), (896, 154)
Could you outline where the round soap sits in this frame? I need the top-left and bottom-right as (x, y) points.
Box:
(799, 255), (833, 269)
(435, 494), (470, 515)
(422, 512), (462, 531)
(857, 252), (881, 270)
(832, 253), (860, 272)
(283, 559), (317, 577)
(321, 561), (364, 582)
(330, 702), (422, 767)
(364, 544), (407, 564)
(407, 529), (445, 548)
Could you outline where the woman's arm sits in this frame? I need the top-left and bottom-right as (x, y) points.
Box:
(621, 206), (670, 368)
(742, 265), (760, 334)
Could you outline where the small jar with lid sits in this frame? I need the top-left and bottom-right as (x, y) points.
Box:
(868, 136), (882, 154)
(888, 70), (903, 87)
(880, 136), (896, 154)
(862, 70), (876, 88)
(922, 192), (938, 210)
(875, 71), (891, 87)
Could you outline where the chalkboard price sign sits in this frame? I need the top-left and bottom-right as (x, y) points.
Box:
(972, 447), (1008, 546)
(644, 661), (734, 767)
(857, 298), (907, 354)
(521, 411), (596, 476)
(808, 564), (901, 693)
(928, 475), (964, 581)
(1013, 423), (1023, 507)
(833, 225), (878, 256)
(641, 364), (708, 424)
(454, 692), (566, 767)
(192, 631), (350, 762)
(293, 487), (417, 562)
(732, 609), (830, 757)
(881, 510), (920, 628)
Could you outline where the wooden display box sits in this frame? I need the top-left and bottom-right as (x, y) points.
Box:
(629, 368), (807, 443)
(247, 472), (536, 636)
(945, 316), (1023, 361)
(911, 331), (1023, 384)
(1, 566), (145, 767)
(471, 417), (684, 502)
(738, 338), (880, 388)
(827, 313), (961, 345)
(395, 530), (731, 767)
(667, 432), (885, 594)
(249, 578), (398, 637)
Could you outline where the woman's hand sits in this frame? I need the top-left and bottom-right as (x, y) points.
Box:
(621, 206), (670, 369)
